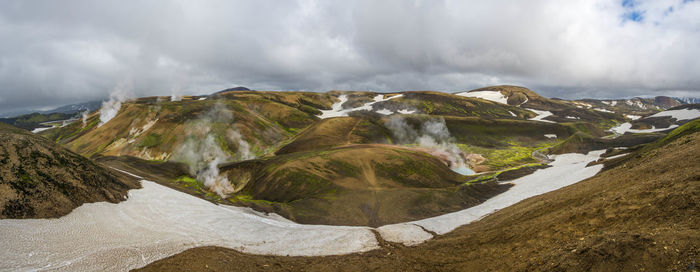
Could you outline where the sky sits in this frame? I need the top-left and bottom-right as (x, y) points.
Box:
(0, 0), (699, 113)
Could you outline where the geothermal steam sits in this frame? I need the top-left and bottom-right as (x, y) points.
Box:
(385, 116), (469, 173)
(81, 110), (89, 128)
(172, 102), (254, 197)
(98, 84), (131, 127)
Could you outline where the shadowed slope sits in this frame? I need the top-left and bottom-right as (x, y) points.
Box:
(0, 123), (139, 218)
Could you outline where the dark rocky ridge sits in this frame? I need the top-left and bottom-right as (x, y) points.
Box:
(0, 122), (140, 218)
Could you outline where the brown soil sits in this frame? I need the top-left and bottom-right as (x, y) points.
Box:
(138, 130), (699, 272)
(0, 123), (140, 218)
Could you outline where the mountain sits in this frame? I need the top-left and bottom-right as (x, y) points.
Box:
(0, 101), (102, 131)
(0, 122), (139, 218)
(675, 96), (700, 104)
(31, 86), (697, 227)
(42, 101), (102, 115)
(0, 101), (102, 119)
(0, 112), (76, 131)
(2, 85), (698, 271)
(137, 119), (700, 272)
(455, 85), (629, 127)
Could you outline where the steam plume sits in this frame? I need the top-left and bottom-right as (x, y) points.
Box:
(98, 83), (131, 127)
(172, 102), (255, 197)
(385, 116), (468, 171)
(81, 110), (88, 128)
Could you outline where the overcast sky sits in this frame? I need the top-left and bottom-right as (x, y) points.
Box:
(0, 0), (699, 113)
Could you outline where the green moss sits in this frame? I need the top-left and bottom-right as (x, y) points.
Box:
(230, 193), (278, 205)
(298, 105), (322, 115)
(326, 159), (361, 178)
(463, 163), (545, 186)
(139, 133), (161, 147)
(640, 119), (700, 153)
(459, 141), (558, 170)
(423, 101), (435, 114)
(174, 175), (202, 189)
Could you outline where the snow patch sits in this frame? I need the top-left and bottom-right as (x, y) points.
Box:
(649, 108), (700, 121)
(30, 127), (52, 133)
(317, 94), (405, 119)
(0, 180), (378, 271)
(526, 108), (555, 123)
(455, 91), (508, 104)
(610, 123), (679, 135)
(625, 114), (642, 120)
(593, 108), (614, 113)
(379, 150), (605, 243)
(375, 109), (393, 115)
(544, 134), (557, 139)
(605, 153), (630, 160)
(376, 224), (433, 246)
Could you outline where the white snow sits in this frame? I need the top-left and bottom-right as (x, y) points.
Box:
(649, 108), (700, 121)
(378, 150), (605, 244)
(565, 116), (580, 120)
(610, 101), (617, 106)
(605, 153), (630, 160)
(526, 108), (555, 123)
(573, 102), (592, 109)
(544, 134), (557, 139)
(198, 97), (206, 100)
(376, 109), (393, 115)
(609, 123), (679, 135)
(30, 127), (52, 133)
(593, 108), (614, 113)
(376, 224), (433, 246)
(625, 114), (642, 120)
(456, 91), (508, 104)
(397, 109), (416, 114)
(518, 97), (529, 106)
(509, 111), (516, 117)
(317, 94), (405, 119)
(0, 180), (378, 271)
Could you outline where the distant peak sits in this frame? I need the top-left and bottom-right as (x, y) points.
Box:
(212, 86), (252, 95)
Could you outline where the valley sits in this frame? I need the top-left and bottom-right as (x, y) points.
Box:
(1, 85), (698, 271)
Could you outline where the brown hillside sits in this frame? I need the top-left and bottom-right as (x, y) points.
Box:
(222, 144), (511, 227)
(0, 123), (139, 219)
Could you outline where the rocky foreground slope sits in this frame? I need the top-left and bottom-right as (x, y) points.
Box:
(0, 123), (139, 218)
(138, 120), (699, 271)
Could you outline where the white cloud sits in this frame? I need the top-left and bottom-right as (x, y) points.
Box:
(0, 0), (698, 112)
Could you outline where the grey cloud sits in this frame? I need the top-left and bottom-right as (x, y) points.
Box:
(0, 0), (699, 113)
